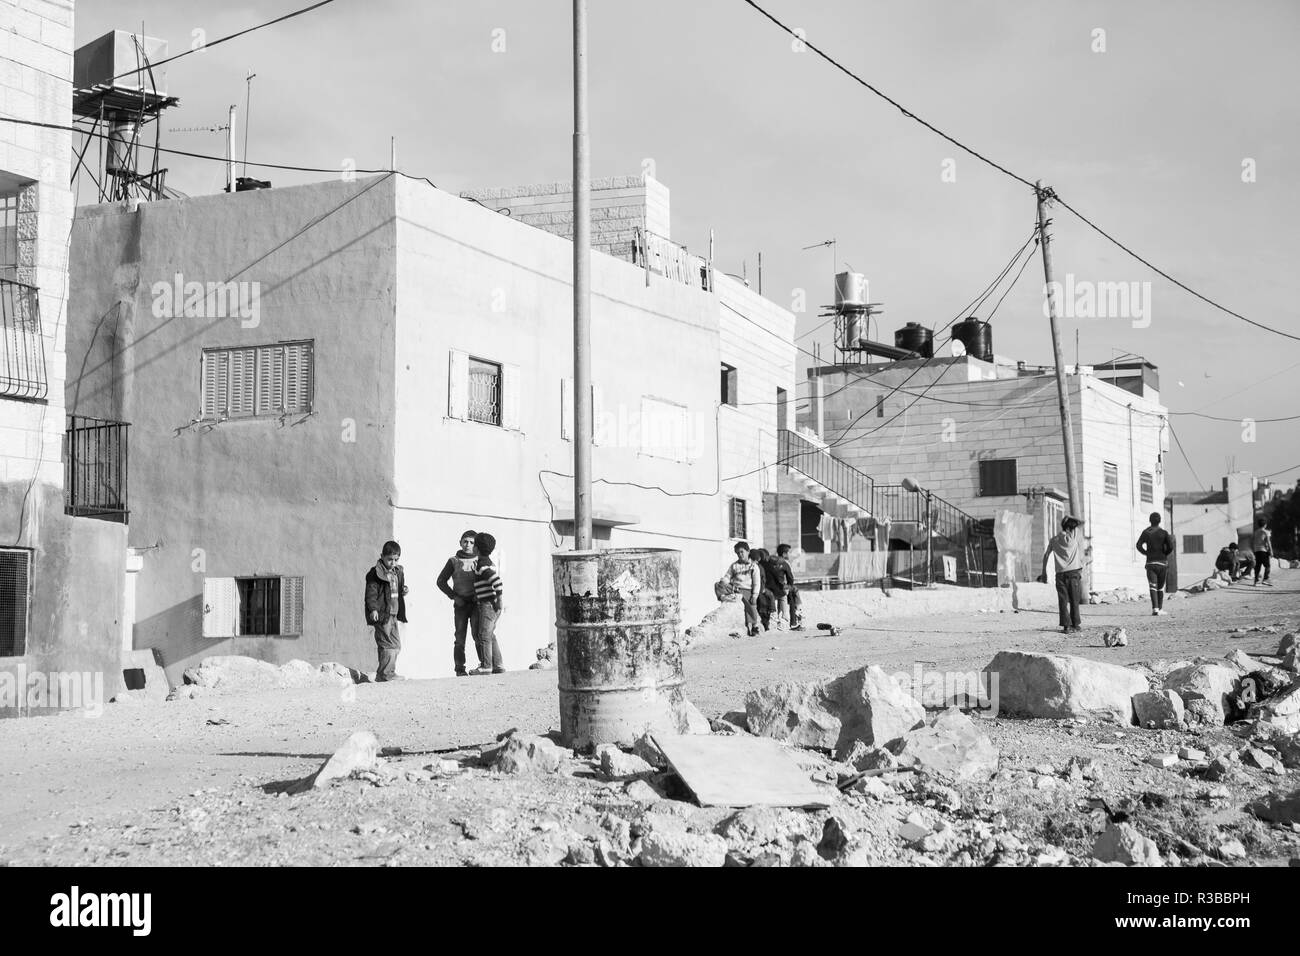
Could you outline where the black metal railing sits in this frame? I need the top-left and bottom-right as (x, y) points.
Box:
(0, 278), (47, 401)
(65, 416), (129, 523)
(780, 428), (998, 588)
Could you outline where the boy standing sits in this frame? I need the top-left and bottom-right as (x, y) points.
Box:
(773, 544), (803, 630)
(470, 531), (505, 675)
(1042, 516), (1084, 634)
(1252, 518), (1273, 586)
(364, 541), (408, 681)
(719, 541), (762, 637)
(436, 530), (480, 676)
(1135, 512), (1173, 616)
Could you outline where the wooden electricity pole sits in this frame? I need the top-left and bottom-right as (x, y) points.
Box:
(1037, 181), (1082, 521)
(572, 0), (593, 550)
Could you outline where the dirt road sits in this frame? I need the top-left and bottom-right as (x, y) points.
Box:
(0, 570), (1296, 865)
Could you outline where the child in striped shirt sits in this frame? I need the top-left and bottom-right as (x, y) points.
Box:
(470, 532), (505, 675)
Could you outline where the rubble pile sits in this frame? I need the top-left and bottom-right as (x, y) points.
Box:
(171, 656), (364, 699)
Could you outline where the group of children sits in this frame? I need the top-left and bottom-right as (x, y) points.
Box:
(1215, 518), (1274, 586)
(716, 540), (804, 637)
(362, 530), (506, 682)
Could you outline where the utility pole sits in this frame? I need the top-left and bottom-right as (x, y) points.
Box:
(1037, 181), (1082, 521)
(572, 0), (593, 550)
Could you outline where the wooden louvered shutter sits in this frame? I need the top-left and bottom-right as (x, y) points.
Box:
(256, 345), (285, 415)
(285, 342), (313, 413)
(228, 348), (256, 418)
(501, 363), (521, 431)
(202, 577), (239, 637)
(202, 350), (229, 419)
(448, 350), (469, 420)
(279, 576), (304, 636)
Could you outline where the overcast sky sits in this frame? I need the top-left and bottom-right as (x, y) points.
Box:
(77, 0), (1300, 492)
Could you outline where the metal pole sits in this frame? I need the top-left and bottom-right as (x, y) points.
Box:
(1037, 181), (1082, 520)
(226, 105), (237, 192)
(572, 0), (593, 550)
(925, 491), (933, 587)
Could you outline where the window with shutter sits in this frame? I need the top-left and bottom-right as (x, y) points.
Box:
(285, 342), (312, 413)
(200, 341), (313, 421)
(1103, 462), (1119, 497)
(279, 576), (304, 636)
(255, 345), (285, 415)
(201, 350), (229, 419)
(0, 548), (31, 656)
(1139, 471), (1153, 504)
(977, 459), (1017, 497)
(237, 577), (281, 636)
(227, 347), (256, 418)
(202, 577), (239, 637)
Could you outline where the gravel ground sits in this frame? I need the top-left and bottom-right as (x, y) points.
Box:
(0, 568), (1297, 866)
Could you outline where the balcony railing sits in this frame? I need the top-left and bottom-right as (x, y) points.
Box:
(65, 416), (130, 523)
(779, 427), (875, 513)
(0, 278), (47, 401)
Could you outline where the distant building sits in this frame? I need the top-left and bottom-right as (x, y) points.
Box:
(1165, 472), (1256, 583)
(788, 347), (1168, 593)
(1, 1), (128, 717)
(67, 172), (794, 682)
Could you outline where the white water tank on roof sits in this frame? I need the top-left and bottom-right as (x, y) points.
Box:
(834, 272), (868, 310)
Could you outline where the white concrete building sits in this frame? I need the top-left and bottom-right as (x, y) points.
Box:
(67, 171), (795, 681)
(1166, 472), (1255, 583)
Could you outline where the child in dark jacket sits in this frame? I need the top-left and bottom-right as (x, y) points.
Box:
(469, 532), (505, 675)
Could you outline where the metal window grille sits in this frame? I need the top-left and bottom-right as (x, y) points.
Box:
(1183, 535), (1204, 555)
(978, 459), (1017, 497)
(201, 341), (313, 420)
(729, 497), (747, 539)
(468, 358), (502, 425)
(1140, 472), (1154, 504)
(237, 577), (281, 636)
(65, 415), (130, 522)
(0, 277), (47, 401)
(0, 548), (31, 657)
(1104, 462), (1119, 497)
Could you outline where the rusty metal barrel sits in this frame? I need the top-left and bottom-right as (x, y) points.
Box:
(553, 548), (685, 751)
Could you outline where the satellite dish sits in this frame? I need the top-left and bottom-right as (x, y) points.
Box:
(950, 338), (966, 357)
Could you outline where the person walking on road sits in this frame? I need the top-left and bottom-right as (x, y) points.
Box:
(1042, 516), (1085, 634)
(1252, 518), (1274, 586)
(364, 540), (408, 682)
(1136, 512), (1174, 616)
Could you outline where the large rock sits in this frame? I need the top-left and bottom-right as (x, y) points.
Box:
(674, 697), (712, 735)
(983, 651), (1150, 722)
(1162, 665), (1239, 724)
(309, 731), (379, 789)
(1132, 690), (1185, 729)
(1093, 822), (1162, 866)
(1246, 789), (1300, 826)
(1255, 679), (1300, 732)
(638, 830), (728, 867)
(744, 665), (925, 759)
(597, 745), (654, 780)
(716, 806), (820, 850)
(1184, 698), (1224, 728)
(491, 734), (565, 774)
(122, 649), (171, 702)
(891, 707), (999, 782)
(1278, 633), (1298, 658)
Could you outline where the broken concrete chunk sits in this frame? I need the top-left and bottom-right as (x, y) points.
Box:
(1184, 698), (1225, 728)
(1178, 746), (1207, 762)
(631, 733), (668, 769)
(638, 829), (727, 867)
(674, 697), (712, 735)
(597, 745), (654, 781)
(1093, 822), (1162, 866)
(744, 665), (924, 758)
(1242, 748), (1283, 773)
(310, 731), (380, 789)
(1132, 690), (1185, 729)
(890, 707), (999, 782)
(1146, 753), (1179, 769)
(984, 651), (1149, 722)
(844, 740), (897, 773)
(624, 779), (662, 804)
(1162, 665), (1240, 724)
(491, 734), (564, 774)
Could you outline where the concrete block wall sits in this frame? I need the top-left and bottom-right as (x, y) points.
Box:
(716, 273), (797, 550)
(459, 174), (667, 261)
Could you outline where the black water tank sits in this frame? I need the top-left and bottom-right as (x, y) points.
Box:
(894, 322), (934, 358)
(952, 317), (993, 362)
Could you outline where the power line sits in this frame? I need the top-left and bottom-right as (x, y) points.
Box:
(1050, 195), (1300, 344)
(1170, 411), (1300, 423)
(109, 0), (340, 81)
(1260, 463), (1300, 480)
(1167, 421), (1206, 491)
(738, 0), (1036, 189)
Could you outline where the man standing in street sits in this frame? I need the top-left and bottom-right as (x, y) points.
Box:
(436, 530), (480, 677)
(1252, 518), (1274, 586)
(1136, 511), (1173, 616)
(364, 540), (408, 681)
(1042, 516), (1085, 635)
